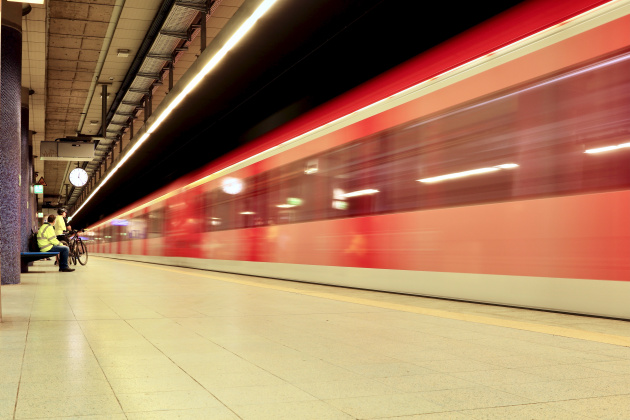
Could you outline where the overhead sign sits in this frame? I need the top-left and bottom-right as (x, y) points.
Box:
(33, 185), (44, 194)
(37, 177), (47, 186)
(39, 141), (95, 161)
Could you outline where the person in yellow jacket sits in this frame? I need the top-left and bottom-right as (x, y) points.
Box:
(38, 215), (75, 272)
(54, 208), (71, 239)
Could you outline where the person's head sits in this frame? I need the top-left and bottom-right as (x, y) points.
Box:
(57, 208), (67, 216)
(47, 215), (56, 224)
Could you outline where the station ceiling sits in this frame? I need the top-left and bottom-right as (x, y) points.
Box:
(21, 0), (524, 227)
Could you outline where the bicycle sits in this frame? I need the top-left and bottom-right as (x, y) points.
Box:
(65, 229), (89, 266)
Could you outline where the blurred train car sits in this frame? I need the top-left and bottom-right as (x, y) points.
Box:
(87, 0), (630, 319)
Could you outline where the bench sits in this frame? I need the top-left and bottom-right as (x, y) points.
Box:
(20, 252), (60, 273)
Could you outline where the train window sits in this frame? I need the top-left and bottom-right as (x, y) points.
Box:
(202, 189), (214, 232)
(298, 157), (327, 222)
(128, 214), (147, 240)
(326, 138), (382, 218)
(102, 226), (112, 243)
(374, 129), (422, 214)
(505, 52), (630, 199)
(209, 187), (236, 231)
(115, 224), (127, 242)
(268, 166), (295, 225)
(260, 167), (279, 225)
(274, 160), (320, 224)
(236, 194), (256, 228)
(250, 172), (269, 227)
(231, 178), (254, 229)
(147, 208), (164, 238)
(411, 89), (518, 209)
(556, 57), (630, 193)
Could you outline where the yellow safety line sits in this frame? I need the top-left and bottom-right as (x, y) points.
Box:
(100, 257), (630, 347)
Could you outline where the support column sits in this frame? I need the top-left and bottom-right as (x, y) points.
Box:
(0, 0), (23, 285)
(20, 88), (31, 252)
(101, 84), (107, 138)
(200, 12), (207, 53)
(148, 91), (152, 118)
(0, 0), (3, 319)
(168, 63), (173, 92)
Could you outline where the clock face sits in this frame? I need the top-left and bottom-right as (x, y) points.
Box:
(69, 168), (88, 187)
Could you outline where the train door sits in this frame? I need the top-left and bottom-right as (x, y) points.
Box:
(164, 189), (203, 259)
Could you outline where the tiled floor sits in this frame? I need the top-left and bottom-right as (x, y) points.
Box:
(0, 257), (629, 419)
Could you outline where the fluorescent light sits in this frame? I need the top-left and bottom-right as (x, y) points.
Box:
(240, 211), (255, 215)
(276, 204), (296, 208)
(342, 189), (380, 198)
(585, 142), (630, 154)
(418, 163), (518, 183)
(419, 168), (499, 183)
(222, 177), (243, 194)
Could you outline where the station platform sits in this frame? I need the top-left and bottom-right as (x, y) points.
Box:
(1, 257), (629, 420)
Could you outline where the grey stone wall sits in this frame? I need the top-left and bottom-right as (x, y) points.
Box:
(0, 24), (22, 284)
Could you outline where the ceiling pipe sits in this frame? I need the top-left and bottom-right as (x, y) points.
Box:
(65, 0), (125, 202)
(75, 0), (126, 136)
(103, 0), (178, 134)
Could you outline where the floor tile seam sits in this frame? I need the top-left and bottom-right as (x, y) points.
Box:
(502, 395), (630, 419)
(322, 390), (532, 414)
(71, 316), (134, 418)
(121, 318), (247, 419)
(371, 374), (481, 391)
(227, 400), (358, 419)
(13, 291), (40, 420)
(482, 380), (628, 401)
(169, 310), (371, 385)
(462, 402), (599, 419)
(111, 260), (630, 347)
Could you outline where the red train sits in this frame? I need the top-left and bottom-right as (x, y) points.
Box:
(86, 0), (630, 319)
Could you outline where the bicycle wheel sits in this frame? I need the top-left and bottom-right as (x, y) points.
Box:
(61, 240), (76, 265)
(76, 238), (88, 265)
(70, 241), (78, 265)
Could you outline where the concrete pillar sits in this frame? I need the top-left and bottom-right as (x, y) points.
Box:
(21, 88), (32, 252)
(0, 0), (3, 320)
(29, 133), (37, 233)
(0, 0), (23, 285)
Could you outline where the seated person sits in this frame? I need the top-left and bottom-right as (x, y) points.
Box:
(38, 214), (74, 272)
(53, 208), (71, 266)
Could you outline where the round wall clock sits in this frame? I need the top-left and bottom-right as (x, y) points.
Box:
(69, 168), (88, 187)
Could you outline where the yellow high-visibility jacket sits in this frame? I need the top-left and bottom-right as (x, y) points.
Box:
(37, 223), (60, 251)
(53, 215), (67, 236)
